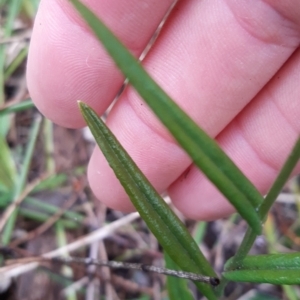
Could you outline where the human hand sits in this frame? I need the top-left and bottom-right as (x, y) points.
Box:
(27, 0), (300, 220)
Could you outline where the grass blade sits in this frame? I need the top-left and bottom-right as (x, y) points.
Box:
(259, 137), (300, 219)
(55, 221), (77, 300)
(223, 252), (300, 285)
(4, 46), (28, 81)
(0, 135), (17, 189)
(18, 208), (79, 229)
(0, 0), (22, 104)
(79, 101), (218, 299)
(70, 0), (263, 234)
(224, 269), (300, 285)
(14, 115), (42, 197)
(1, 115), (42, 245)
(165, 253), (195, 300)
(216, 137), (300, 294)
(25, 196), (84, 223)
(0, 99), (35, 116)
(227, 137), (300, 266)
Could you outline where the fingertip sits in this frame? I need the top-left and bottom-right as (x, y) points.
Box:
(27, 0), (175, 128)
(28, 0), (123, 128)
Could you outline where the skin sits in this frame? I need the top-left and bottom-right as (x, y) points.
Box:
(27, 0), (300, 220)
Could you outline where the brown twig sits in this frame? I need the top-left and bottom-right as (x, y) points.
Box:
(3, 255), (220, 286)
(0, 212), (141, 279)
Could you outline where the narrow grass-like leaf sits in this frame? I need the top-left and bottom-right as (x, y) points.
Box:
(0, 135), (17, 188)
(0, 191), (12, 208)
(0, 194), (84, 224)
(223, 253), (300, 285)
(165, 253), (194, 300)
(259, 137), (300, 219)
(18, 208), (79, 229)
(71, 0), (263, 234)
(217, 138), (300, 294)
(193, 222), (207, 245)
(264, 214), (277, 253)
(0, 99), (35, 116)
(4, 46), (28, 81)
(225, 137), (300, 268)
(25, 196), (84, 223)
(0, 46), (5, 106)
(32, 174), (67, 193)
(1, 115), (41, 245)
(55, 221), (76, 300)
(226, 252), (300, 272)
(14, 115), (42, 197)
(282, 285), (298, 300)
(249, 293), (280, 300)
(224, 269), (300, 285)
(22, 0), (40, 18)
(79, 101), (218, 299)
(0, 0), (22, 105)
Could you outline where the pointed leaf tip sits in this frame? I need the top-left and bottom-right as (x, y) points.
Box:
(78, 101), (218, 299)
(70, 0), (263, 235)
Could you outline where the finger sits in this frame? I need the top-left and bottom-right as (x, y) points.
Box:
(169, 47), (300, 220)
(87, 0), (300, 211)
(27, 0), (174, 128)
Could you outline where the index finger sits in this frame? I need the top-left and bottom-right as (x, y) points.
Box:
(27, 0), (174, 128)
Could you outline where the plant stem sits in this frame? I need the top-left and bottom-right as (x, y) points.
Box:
(217, 137), (300, 294)
(259, 138), (300, 219)
(233, 137), (300, 265)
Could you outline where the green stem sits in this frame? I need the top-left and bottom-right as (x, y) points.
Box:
(217, 137), (300, 293)
(233, 138), (300, 265)
(4, 47), (28, 80)
(259, 138), (300, 219)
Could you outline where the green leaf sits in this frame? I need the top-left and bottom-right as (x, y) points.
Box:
(4, 47), (28, 81)
(70, 0), (263, 234)
(0, 135), (17, 189)
(248, 292), (280, 300)
(18, 207), (79, 229)
(165, 253), (195, 300)
(25, 196), (84, 223)
(0, 191), (12, 208)
(32, 173), (68, 193)
(0, 99), (35, 117)
(223, 253), (300, 285)
(1, 115), (42, 245)
(222, 137), (300, 271)
(0, 0), (22, 105)
(283, 285), (299, 300)
(79, 101), (217, 299)
(258, 137), (300, 219)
